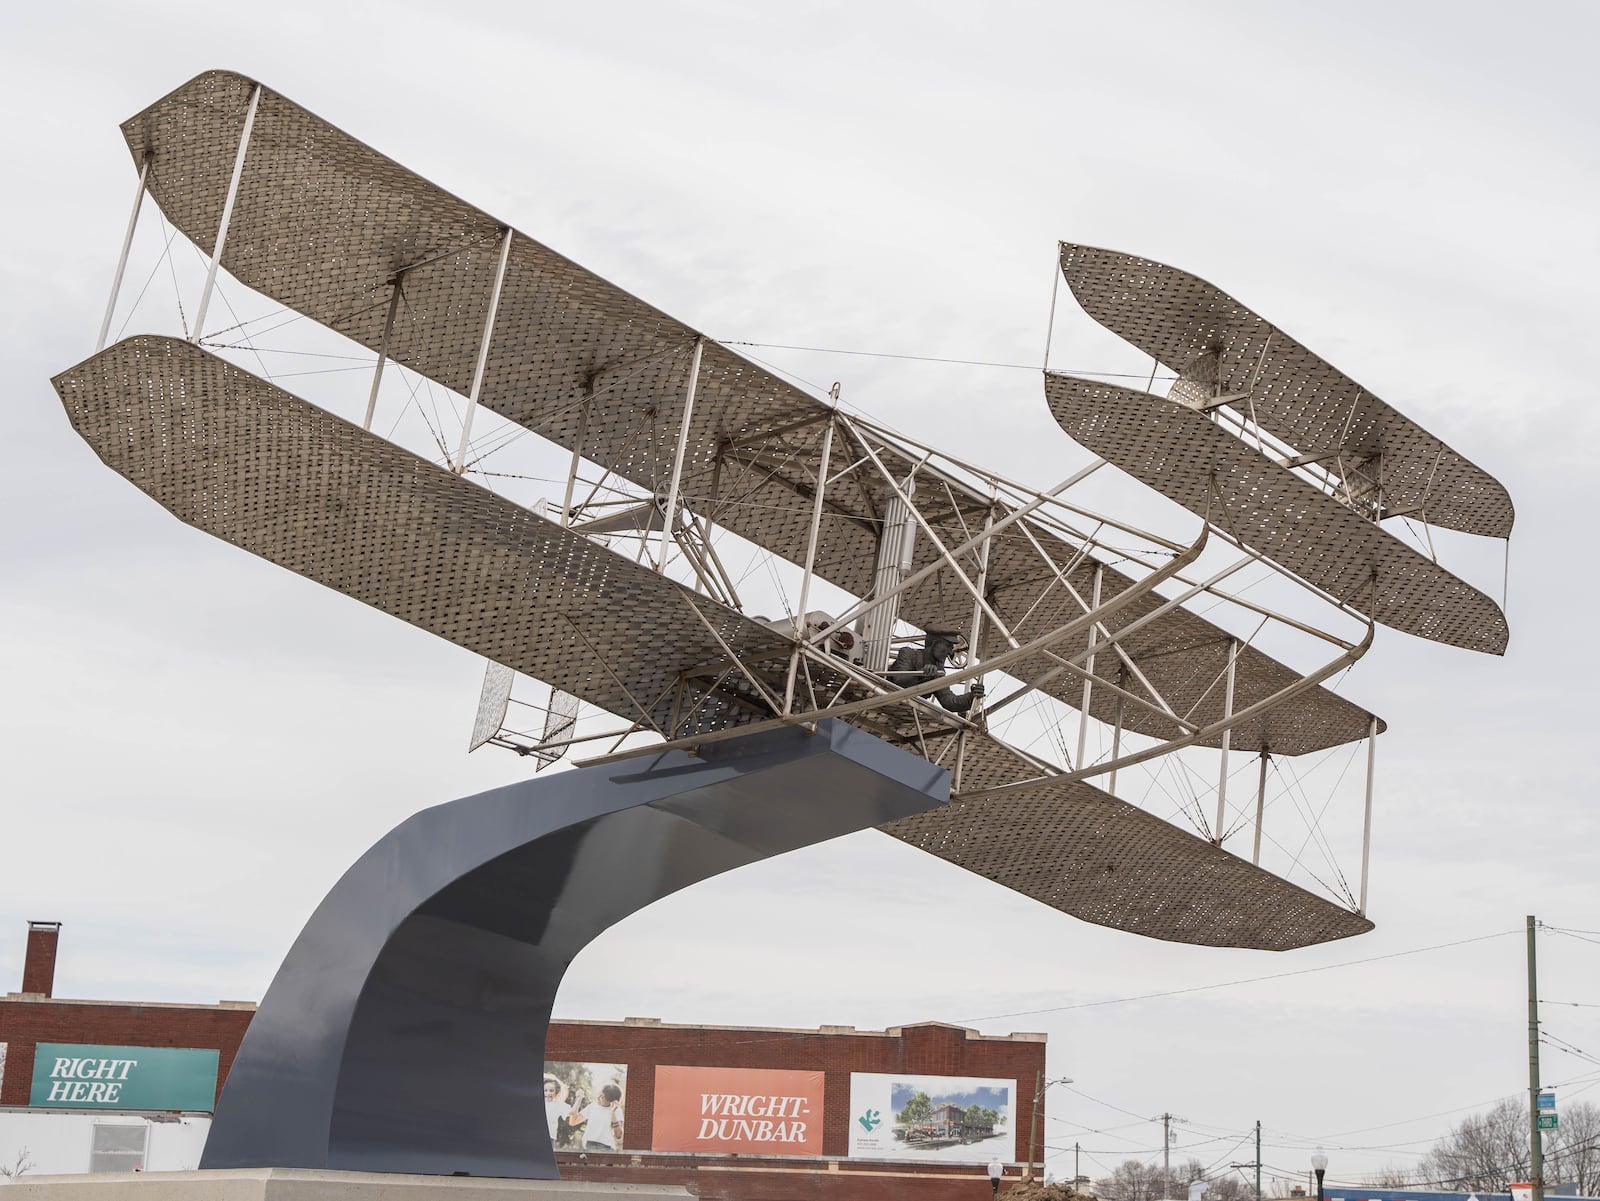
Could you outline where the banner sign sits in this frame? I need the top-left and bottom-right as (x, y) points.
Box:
(652, 1065), (825, 1156)
(544, 1061), (628, 1151)
(848, 1072), (1014, 1163)
(30, 1043), (219, 1111)
(0, 1042), (7, 1096)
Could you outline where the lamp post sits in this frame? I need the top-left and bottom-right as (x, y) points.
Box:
(1311, 1152), (1328, 1201)
(1027, 1074), (1074, 1182)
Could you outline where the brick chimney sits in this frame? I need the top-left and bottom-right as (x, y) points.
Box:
(22, 921), (61, 997)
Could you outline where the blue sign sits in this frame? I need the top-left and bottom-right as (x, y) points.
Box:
(1538, 1093), (1556, 1112)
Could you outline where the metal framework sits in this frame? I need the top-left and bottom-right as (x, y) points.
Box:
(58, 69), (1522, 952)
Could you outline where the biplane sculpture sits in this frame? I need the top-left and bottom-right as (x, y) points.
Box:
(50, 71), (1511, 1178)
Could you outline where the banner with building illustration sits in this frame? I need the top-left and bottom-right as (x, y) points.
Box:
(543, 1061), (628, 1151)
(847, 1072), (1014, 1163)
(652, 1065), (825, 1156)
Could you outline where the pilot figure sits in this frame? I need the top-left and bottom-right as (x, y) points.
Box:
(886, 630), (984, 714)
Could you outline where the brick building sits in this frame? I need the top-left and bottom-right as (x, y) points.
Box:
(1, 923), (1048, 1198)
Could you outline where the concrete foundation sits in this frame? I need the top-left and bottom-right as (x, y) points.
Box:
(4, 1170), (688, 1201)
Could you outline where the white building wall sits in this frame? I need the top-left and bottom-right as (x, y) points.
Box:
(0, 1111), (211, 1179)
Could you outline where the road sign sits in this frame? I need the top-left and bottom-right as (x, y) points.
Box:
(1537, 1093), (1556, 1112)
(1538, 1114), (1558, 1130)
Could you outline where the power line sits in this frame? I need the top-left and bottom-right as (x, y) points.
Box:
(960, 929), (1519, 1022)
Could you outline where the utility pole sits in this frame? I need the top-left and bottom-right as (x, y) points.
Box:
(1030, 1071), (1043, 1183)
(1528, 915), (1545, 1201)
(1075, 1142), (1081, 1186)
(1162, 1112), (1175, 1194)
(1228, 1123), (1262, 1201)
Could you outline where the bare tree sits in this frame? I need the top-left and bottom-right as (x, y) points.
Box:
(1544, 1101), (1600, 1196)
(1096, 1159), (1169, 1201)
(1366, 1165), (1416, 1188)
(0, 1148), (37, 1181)
(1419, 1098), (1527, 1192)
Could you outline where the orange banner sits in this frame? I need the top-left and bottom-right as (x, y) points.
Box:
(652, 1065), (825, 1156)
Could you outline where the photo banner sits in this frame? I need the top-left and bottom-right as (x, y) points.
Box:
(543, 1061), (628, 1151)
(653, 1065), (825, 1156)
(847, 1072), (1015, 1163)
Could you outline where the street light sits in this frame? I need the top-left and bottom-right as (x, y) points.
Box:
(1311, 1152), (1328, 1201)
(1027, 1074), (1074, 1183)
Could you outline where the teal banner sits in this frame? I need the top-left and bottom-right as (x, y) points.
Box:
(30, 1043), (219, 1111)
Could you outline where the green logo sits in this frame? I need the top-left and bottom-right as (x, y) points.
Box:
(858, 1108), (881, 1132)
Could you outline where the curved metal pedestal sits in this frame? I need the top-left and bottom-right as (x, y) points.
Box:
(201, 720), (947, 1179)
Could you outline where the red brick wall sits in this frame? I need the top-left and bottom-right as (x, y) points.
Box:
(21, 926), (59, 997)
(546, 1019), (1045, 1162)
(0, 1003), (1046, 1200)
(0, 1000), (253, 1107)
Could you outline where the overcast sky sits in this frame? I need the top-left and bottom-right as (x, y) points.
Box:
(4, 1), (1598, 1190)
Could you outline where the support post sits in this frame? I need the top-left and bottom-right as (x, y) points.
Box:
(1529, 915), (1545, 1201)
(1107, 695), (1125, 797)
(655, 337), (705, 571)
(1075, 564), (1103, 770)
(1027, 1070), (1041, 1183)
(193, 84), (262, 343)
(784, 418), (835, 714)
(1252, 749), (1269, 865)
(96, 153), (151, 353)
(1213, 638), (1238, 844)
(362, 281), (403, 431)
(963, 500), (997, 723)
(452, 227), (515, 473)
(560, 393), (594, 526)
(1359, 714), (1378, 912)
(860, 478), (917, 672)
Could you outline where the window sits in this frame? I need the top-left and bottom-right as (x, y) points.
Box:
(90, 1124), (148, 1174)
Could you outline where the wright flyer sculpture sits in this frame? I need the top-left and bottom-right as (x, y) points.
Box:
(50, 70), (1512, 1179)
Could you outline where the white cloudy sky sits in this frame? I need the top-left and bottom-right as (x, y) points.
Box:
(3, 0), (1598, 1190)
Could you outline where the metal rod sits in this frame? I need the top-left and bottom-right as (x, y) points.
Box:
(655, 337), (705, 571)
(452, 227), (515, 472)
(1042, 241), (1062, 371)
(578, 524), (1210, 772)
(1009, 520), (1182, 719)
(1213, 638), (1238, 844)
(963, 498), (996, 721)
(560, 393), (594, 526)
(1359, 714), (1377, 912)
(560, 615), (663, 734)
(848, 428), (1019, 646)
(1107, 696), (1124, 796)
(362, 281), (403, 431)
(1075, 564), (1103, 769)
(784, 418), (835, 714)
(956, 612), (1376, 801)
(96, 153), (151, 353)
(804, 443), (1109, 647)
(1252, 750), (1269, 865)
(192, 84), (261, 343)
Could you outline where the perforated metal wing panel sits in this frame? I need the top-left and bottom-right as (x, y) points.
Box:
(1045, 374), (1508, 655)
(52, 336), (784, 736)
(1058, 243), (1514, 540)
(882, 724), (1373, 950)
(56, 336), (1372, 951)
(115, 70), (1381, 756)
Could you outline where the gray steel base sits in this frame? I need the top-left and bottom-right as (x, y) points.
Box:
(201, 720), (947, 1179)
